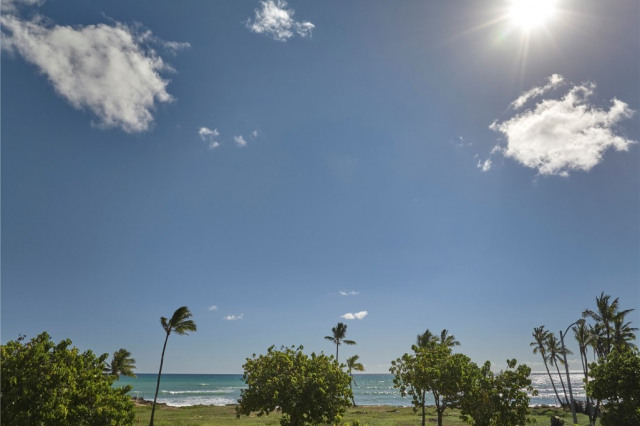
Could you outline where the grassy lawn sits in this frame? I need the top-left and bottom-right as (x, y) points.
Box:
(135, 404), (599, 425)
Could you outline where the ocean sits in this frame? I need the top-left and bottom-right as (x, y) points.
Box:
(116, 372), (587, 407)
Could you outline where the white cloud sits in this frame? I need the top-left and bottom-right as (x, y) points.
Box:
(252, 130), (259, 138)
(199, 127), (221, 149)
(510, 73), (564, 110)
(339, 290), (359, 296)
(208, 305), (218, 311)
(341, 311), (368, 320)
(246, 0), (314, 42)
(1, 0), (45, 13)
(490, 78), (636, 176)
(1, 15), (175, 133)
(234, 135), (247, 147)
(477, 159), (492, 172)
(224, 313), (244, 321)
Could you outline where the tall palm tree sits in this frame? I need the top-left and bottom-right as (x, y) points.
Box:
(345, 354), (365, 406)
(530, 326), (563, 406)
(582, 292), (634, 357)
(325, 322), (356, 363)
(573, 322), (599, 425)
(106, 348), (136, 379)
(612, 313), (638, 351)
(150, 306), (197, 426)
(546, 333), (571, 407)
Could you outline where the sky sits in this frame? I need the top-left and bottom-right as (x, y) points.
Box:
(1, 0), (638, 374)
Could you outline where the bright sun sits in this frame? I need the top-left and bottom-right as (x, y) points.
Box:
(508, 0), (557, 30)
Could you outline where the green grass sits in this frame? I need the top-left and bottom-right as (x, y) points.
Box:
(135, 404), (600, 425)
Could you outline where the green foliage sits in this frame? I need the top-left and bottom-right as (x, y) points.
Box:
(586, 348), (640, 426)
(106, 348), (137, 379)
(459, 359), (536, 426)
(390, 343), (474, 426)
(237, 345), (353, 426)
(1, 332), (135, 425)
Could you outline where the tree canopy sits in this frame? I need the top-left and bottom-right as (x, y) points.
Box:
(1, 332), (135, 426)
(390, 342), (474, 426)
(586, 348), (640, 426)
(237, 345), (352, 426)
(459, 359), (535, 426)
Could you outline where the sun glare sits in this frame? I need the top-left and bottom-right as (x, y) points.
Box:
(509, 0), (557, 30)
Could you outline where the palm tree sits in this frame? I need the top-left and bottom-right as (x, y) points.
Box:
(612, 312), (638, 351)
(345, 355), (365, 406)
(150, 306), (197, 426)
(106, 348), (136, 379)
(325, 322), (356, 363)
(582, 292), (634, 357)
(439, 329), (460, 348)
(530, 326), (564, 406)
(546, 333), (571, 407)
(416, 329), (438, 348)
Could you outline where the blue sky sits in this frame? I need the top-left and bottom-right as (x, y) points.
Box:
(2, 0), (638, 374)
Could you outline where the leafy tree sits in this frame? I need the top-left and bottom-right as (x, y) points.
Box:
(345, 354), (365, 406)
(530, 325), (563, 406)
(150, 306), (197, 426)
(459, 359), (536, 426)
(236, 345), (352, 426)
(106, 348), (136, 379)
(586, 348), (640, 426)
(1, 332), (135, 425)
(390, 343), (474, 426)
(325, 322), (356, 362)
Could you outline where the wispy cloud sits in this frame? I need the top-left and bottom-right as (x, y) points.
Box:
(251, 130), (259, 138)
(224, 313), (244, 321)
(199, 127), (220, 149)
(234, 135), (247, 147)
(339, 290), (359, 296)
(1, 0), (45, 13)
(1, 15), (176, 133)
(246, 0), (314, 42)
(488, 76), (636, 176)
(510, 73), (564, 110)
(208, 305), (218, 311)
(341, 311), (368, 320)
(477, 159), (492, 172)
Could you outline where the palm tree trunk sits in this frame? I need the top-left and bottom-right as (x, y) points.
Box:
(336, 344), (339, 363)
(150, 332), (170, 426)
(421, 390), (426, 426)
(554, 364), (569, 406)
(543, 360), (564, 406)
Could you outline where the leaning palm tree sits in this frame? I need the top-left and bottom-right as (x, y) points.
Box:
(150, 306), (197, 426)
(345, 354), (365, 406)
(106, 348), (136, 379)
(546, 333), (571, 407)
(325, 322), (356, 363)
(531, 326), (564, 406)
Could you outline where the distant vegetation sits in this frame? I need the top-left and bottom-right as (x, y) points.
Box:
(391, 329), (534, 426)
(2, 294), (637, 426)
(531, 292), (638, 426)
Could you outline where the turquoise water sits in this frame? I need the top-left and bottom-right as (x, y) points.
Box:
(116, 372), (586, 407)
